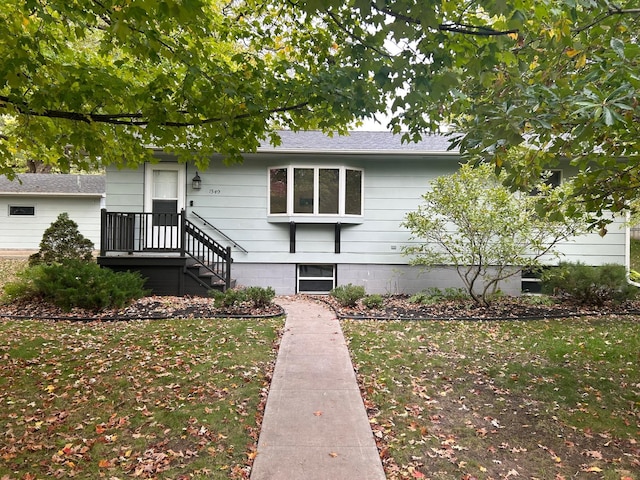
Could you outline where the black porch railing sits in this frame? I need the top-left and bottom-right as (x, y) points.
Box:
(100, 209), (232, 290)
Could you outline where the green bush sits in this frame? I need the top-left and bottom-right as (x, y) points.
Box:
(542, 262), (637, 306)
(29, 213), (94, 266)
(244, 286), (276, 307)
(330, 283), (366, 307)
(362, 294), (384, 309)
(210, 288), (247, 308)
(3, 261), (148, 312)
(409, 287), (469, 304)
(409, 291), (438, 305)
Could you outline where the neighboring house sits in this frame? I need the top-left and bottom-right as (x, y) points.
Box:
(98, 131), (628, 296)
(0, 173), (105, 251)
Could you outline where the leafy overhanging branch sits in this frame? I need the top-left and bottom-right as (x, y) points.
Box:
(0, 96), (311, 126)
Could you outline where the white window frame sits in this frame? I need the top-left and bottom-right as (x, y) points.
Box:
(268, 166), (364, 218)
(297, 264), (336, 293)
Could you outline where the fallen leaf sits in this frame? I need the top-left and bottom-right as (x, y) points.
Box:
(582, 466), (602, 472)
(313, 411), (323, 416)
(328, 452), (338, 457)
(583, 450), (603, 459)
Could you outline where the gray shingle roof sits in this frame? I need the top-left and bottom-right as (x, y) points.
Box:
(259, 130), (458, 153)
(0, 174), (105, 196)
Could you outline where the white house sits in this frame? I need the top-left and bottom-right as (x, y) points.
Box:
(0, 173), (105, 251)
(97, 131), (628, 296)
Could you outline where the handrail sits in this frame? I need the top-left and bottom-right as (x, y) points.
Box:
(183, 217), (232, 288)
(191, 211), (248, 253)
(100, 209), (233, 290)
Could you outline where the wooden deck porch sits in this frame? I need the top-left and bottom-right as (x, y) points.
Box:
(97, 210), (233, 296)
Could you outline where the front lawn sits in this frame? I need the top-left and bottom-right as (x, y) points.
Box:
(343, 317), (640, 480)
(0, 317), (283, 479)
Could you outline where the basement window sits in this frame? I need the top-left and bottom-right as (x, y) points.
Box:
(297, 264), (336, 293)
(9, 205), (35, 216)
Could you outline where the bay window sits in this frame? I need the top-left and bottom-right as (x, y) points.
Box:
(269, 166), (363, 217)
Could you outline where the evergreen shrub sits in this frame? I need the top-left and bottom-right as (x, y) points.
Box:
(29, 212), (94, 266)
(244, 286), (276, 307)
(330, 283), (366, 307)
(3, 261), (148, 311)
(542, 262), (637, 306)
(362, 294), (384, 309)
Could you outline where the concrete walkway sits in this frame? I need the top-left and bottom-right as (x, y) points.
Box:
(250, 296), (386, 480)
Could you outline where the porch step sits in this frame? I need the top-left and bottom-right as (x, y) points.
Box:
(184, 262), (235, 294)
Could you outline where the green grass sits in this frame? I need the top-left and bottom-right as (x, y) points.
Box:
(631, 238), (640, 272)
(343, 318), (640, 480)
(0, 258), (27, 292)
(0, 317), (283, 479)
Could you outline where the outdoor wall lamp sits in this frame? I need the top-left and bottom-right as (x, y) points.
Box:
(192, 171), (202, 190)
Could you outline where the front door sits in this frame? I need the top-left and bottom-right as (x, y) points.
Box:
(144, 164), (186, 249)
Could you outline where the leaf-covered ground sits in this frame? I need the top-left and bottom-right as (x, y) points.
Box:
(324, 294), (640, 321)
(342, 317), (640, 480)
(0, 317), (283, 479)
(0, 296), (283, 321)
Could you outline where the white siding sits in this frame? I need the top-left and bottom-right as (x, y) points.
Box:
(182, 155), (627, 267)
(182, 155), (463, 265)
(105, 165), (145, 211)
(103, 152), (628, 294)
(0, 196), (103, 250)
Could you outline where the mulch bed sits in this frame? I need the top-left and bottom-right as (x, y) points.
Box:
(318, 294), (640, 321)
(2, 294), (640, 321)
(0, 296), (284, 321)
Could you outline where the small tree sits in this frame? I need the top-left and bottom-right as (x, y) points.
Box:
(402, 163), (588, 306)
(29, 212), (94, 265)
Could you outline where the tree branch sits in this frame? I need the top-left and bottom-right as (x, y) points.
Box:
(574, 6), (640, 34)
(373, 4), (519, 36)
(0, 96), (310, 127)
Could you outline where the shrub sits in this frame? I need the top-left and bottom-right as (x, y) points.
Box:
(542, 262), (637, 306)
(409, 291), (439, 305)
(402, 162), (589, 306)
(29, 213), (94, 266)
(244, 286), (276, 308)
(409, 287), (469, 304)
(362, 294), (384, 309)
(210, 288), (247, 308)
(3, 261), (148, 312)
(330, 283), (366, 307)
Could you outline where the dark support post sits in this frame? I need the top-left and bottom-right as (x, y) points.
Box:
(225, 246), (232, 291)
(289, 222), (296, 253)
(100, 208), (107, 257)
(179, 209), (186, 256)
(335, 223), (341, 254)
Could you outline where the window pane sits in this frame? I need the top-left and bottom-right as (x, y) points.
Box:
(319, 169), (339, 214)
(299, 264), (334, 277)
(269, 168), (288, 214)
(153, 170), (178, 199)
(294, 168), (314, 214)
(298, 279), (335, 293)
(345, 169), (362, 215)
(545, 170), (561, 187)
(9, 206), (35, 216)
